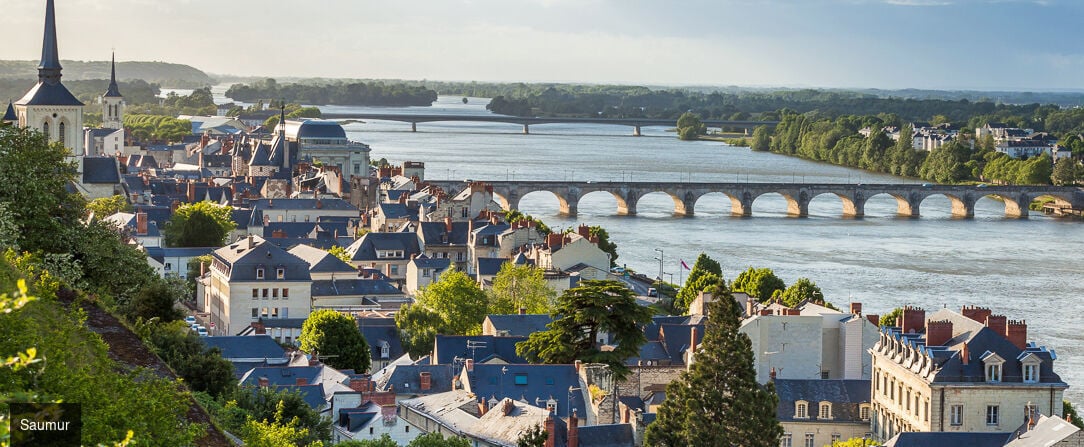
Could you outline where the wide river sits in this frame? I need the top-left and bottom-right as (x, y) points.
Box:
(220, 91), (1083, 404)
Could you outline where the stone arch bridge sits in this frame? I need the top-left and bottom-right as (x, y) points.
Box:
(425, 180), (1084, 218)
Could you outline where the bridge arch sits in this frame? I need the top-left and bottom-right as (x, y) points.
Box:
(692, 191), (743, 216)
(861, 192), (918, 218)
(750, 191), (811, 217)
(807, 191), (863, 217)
(575, 190), (631, 216)
(629, 190), (689, 216)
(918, 193), (973, 218)
(1017, 191), (1075, 218)
(491, 191), (514, 211)
(517, 189), (575, 216)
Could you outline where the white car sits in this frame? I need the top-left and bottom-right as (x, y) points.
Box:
(197, 327), (209, 337)
(184, 316), (197, 325)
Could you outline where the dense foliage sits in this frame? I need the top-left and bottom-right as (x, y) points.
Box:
(675, 253), (724, 313)
(299, 309), (372, 372)
(732, 267), (786, 302)
(645, 282), (782, 446)
(396, 269), (489, 357)
(516, 279), (653, 380)
(123, 114), (193, 143)
(487, 263), (557, 315)
(162, 201), (236, 247)
(226, 78), (437, 106)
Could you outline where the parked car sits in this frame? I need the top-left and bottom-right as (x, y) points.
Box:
(197, 327), (209, 337)
(647, 287), (658, 297)
(185, 316), (197, 325)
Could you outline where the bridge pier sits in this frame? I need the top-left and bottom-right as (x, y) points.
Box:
(730, 194), (753, 217)
(897, 196), (920, 218)
(1004, 194), (1029, 218)
(633, 126), (641, 137)
(950, 196), (975, 218)
(617, 196), (637, 216)
(842, 195), (864, 218)
(787, 199), (809, 217)
(675, 197), (695, 217)
(411, 122), (417, 132)
(523, 124), (530, 135)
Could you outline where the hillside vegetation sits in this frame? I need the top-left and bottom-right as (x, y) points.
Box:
(0, 60), (215, 87)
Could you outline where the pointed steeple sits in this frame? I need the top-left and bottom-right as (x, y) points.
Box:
(2, 101), (16, 124)
(104, 52), (122, 98)
(38, 0), (63, 85)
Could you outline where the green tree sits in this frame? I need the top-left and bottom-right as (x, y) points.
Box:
(778, 277), (825, 307)
(240, 399), (322, 447)
(880, 307), (903, 327)
(487, 263), (556, 315)
(517, 424), (548, 447)
(732, 267), (786, 302)
(676, 112), (706, 141)
(395, 304), (443, 358)
(128, 281), (184, 322)
(674, 272), (723, 314)
(645, 282), (782, 446)
(335, 434), (399, 446)
(1065, 401), (1084, 429)
(327, 246), (352, 263)
(408, 432), (472, 447)
(186, 254), (214, 282)
(0, 126), (83, 254)
(86, 195), (131, 218)
(751, 125), (771, 151)
(163, 201), (236, 247)
(299, 309), (371, 372)
(516, 280), (653, 381)
(1052, 158), (1081, 186)
(396, 269), (488, 356)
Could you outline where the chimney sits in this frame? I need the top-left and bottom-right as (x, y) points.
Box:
(925, 320), (953, 346)
(187, 182), (196, 203)
(296, 377), (308, 386)
(850, 302), (863, 316)
(135, 212), (148, 235)
(478, 398), (488, 416)
(900, 306), (926, 334)
(258, 377), (269, 387)
(502, 399), (514, 416)
(577, 224), (590, 239)
(759, 309), (773, 316)
(250, 321), (265, 335)
(444, 216), (453, 233)
(569, 410), (580, 447)
(867, 314), (880, 326)
(349, 377), (372, 392)
(544, 415), (556, 447)
(689, 326), (699, 355)
(468, 219), (474, 235)
(962, 305), (992, 324)
(783, 308), (800, 316)
(961, 342), (970, 365)
(199, 262), (206, 277)
(745, 299), (755, 317)
(769, 367), (777, 382)
(171, 200), (181, 212)
(465, 359), (474, 372)
(1007, 320), (1028, 350)
(420, 372), (432, 391)
(574, 360), (582, 372)
(985, 315), (1007, 336)
(518, 307), (526, 315)
(546, 232), (563, 248)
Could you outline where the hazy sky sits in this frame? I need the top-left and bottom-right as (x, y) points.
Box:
(2, 0), (1082, 90)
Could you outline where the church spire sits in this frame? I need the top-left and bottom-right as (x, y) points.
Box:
(104, 52), (122, 97)
(38, 0), (63, 85)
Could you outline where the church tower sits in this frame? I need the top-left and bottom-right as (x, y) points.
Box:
(14, 0), (84, 156)
(101, 53), (124, 130)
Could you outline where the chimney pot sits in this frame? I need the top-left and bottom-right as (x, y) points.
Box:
(850, 302), (863, 316)
(985, 315), (1007, 336)
(925, 320), (954, 347)
(518, 307), (526, 315)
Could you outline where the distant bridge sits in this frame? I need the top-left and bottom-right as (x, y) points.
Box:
(321, 112), (779, 136)
(423, 180), (1084, 218)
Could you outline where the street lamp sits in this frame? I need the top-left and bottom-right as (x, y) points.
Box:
(653, 248), (664, 284)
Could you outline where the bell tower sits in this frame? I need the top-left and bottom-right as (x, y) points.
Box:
(101, 53), (125, 130)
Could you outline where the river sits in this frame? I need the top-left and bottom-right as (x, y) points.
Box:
(218, 92), (1084, 405)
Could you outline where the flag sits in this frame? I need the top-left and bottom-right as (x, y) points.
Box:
(680, 259), (690, 270)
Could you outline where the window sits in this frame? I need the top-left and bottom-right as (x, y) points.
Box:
(390, 265), (399, 275)
(282, 288), (289, 299)
(272, 288), (278, 299)
(262, 289), (269, 299)
(795, 402), (808, 419)
(256, 268), (265, 279)
(906, 390), (911, 411)
(252, 308), (258, 318)
(58, 122), (65, 146)
(423, 268), (431, 278)
(821, 370), (829, 379)
(780, 434), (792, 447)
(405, 426), (409, 433)
(819, 403), (831, 419)
(252, 289), (259, 298)
(271, 308), (279, 318)
(860, 405), (871, 421)
(890, 380), (895, 400)
(304, 215), (310, 223)
(986, 363), (1001, 383)
(354, 163), (361, 174)
(456, 252), (464, 261)
(1023, 363), (1039, 383)
(986, 405), (999, 426)
(925, 400), (930, 422)
(461, 208), (468, 218)
(276, 268), (285, 279)
(514, 374), (528, 385)
(831, 434), (841, 444)
(950, 405), (963, 426)
(914, 395), (920, 416)
(804, 433), (814, 447)
(42, 121), (49, 136)
(164, 263), (172, 271)
(261, 307), (269, 318)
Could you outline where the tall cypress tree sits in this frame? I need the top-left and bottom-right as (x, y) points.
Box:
(645, 283), (782, 447)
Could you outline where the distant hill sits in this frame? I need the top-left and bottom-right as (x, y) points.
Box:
(0, 60), (215, 88)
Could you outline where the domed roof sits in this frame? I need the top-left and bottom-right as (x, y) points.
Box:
(284, 119), (346, 140)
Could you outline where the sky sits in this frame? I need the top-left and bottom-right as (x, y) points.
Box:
(2, 0), (1083, 90)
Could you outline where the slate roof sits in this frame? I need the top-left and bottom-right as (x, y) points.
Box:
(82, 157), (121, 184)
(144, 246), (214, 263)
(132, 205), (173, 228)
(465, 364), (586, 419)
(311, 279), (401, 297)
(256, 317), (306, 329)
(211, 236), (312, 282)
(202, 335), (287, 361)
(2, 102), (15, 121)
(627, 341), (671, 366)
(410, 255), (452, 270)
(251, 198), (357, 212)
(1004, 414), (1082, 447)
(378, 203), (414, 220)
(476, 258), (507, 276)
(484, 314), (552, 337)
(288, 244), (357, 274)
(773, 379), (871, 423)
(375, 364), (455, 395)
(126, 154), (158, 170)
(432, 335), (528, 365)
(276, 384), (327, 410)
(265, 222), (349, 240)
(345, 232), (422, 262)
(658, 323), (704, 365)
(104, 54), (122, 97)
(240, 366), (323, 387)
(578, 424), (635, 447)
(16, 81), (83, 106)
(883, 432), (1011, 447)
(86, 128), (119, 139)
(338, 409), (378, 432)
(418, 221), (471, 246)
(285, 119), (348, 140)
(360, 325), (405, 364)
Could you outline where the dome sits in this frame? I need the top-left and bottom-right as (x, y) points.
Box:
(284, 119), (347, 141)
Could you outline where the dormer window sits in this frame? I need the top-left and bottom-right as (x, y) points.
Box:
(860, 404), (871, 421)
(256, 268), (265, 279)
(987, 363), (1001, 382)
(795, 400), (809, 419)
(819, 402), (832, 420)
(380, 341), (390, 359)
(276, 267), (285, 279)
(1021, 354), (1041, 383)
